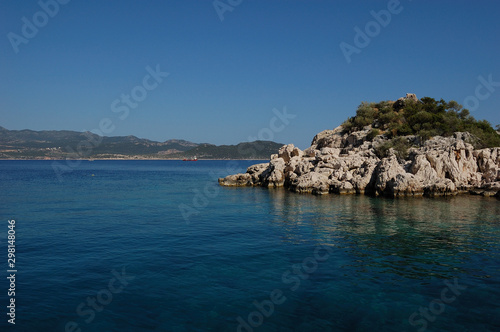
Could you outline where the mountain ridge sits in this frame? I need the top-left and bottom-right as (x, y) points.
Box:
(0, 126), (282, 160)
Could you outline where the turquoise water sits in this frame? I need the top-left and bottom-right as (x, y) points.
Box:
(0, 160), (499, 332)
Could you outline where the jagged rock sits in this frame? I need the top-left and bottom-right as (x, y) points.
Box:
(284, 156), (301, 173)
(247, 163), (268, 184)
(320, 147), (339, 155)
(476, 148), (499, 182)
(475, 181), (500, 196)
(219, 120), (500, 197)
(303, 147), (316, 157)
(389, 173), (424, 196)
(405, 93), (418, 102)
(278, 144), (298, 162)
(351, 159), (378, 194)
(294, 158), (314, 176)
(310, 126), (344, 149)
(394, 93), (419, 109)
(218, 173), (253, 186)
(424, 179), (456, 196)
(262, 158), (286, 187)
(343, 126), (371, 148)
(292, 147), (303, 158)
(289, 172), (329, 194)
(374, 156), (406, 195)
(410, 154), (438, 181)
(338, 181), (355, 194)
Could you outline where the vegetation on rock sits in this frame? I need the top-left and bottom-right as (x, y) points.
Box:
(373, 136), (412, 160)
(220, 94), (500, 198)
(342, 97), (500, 149)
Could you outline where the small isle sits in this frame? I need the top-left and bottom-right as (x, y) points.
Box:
(219, 94), (500, 198)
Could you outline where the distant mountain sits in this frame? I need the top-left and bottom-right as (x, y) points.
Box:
(171, 141), (283, 160)
(0, 127), (281, 159)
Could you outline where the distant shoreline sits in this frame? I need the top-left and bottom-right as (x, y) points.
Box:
(0, 158), (269, 161)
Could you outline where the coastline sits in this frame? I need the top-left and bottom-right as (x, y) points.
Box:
(0, 158), (269, 161)
(219, 128), (500, 198)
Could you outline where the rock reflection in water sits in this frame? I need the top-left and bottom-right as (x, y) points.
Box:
(266, 191), (499, 279)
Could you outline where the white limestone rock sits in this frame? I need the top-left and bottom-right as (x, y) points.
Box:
(219, 123), (500, 198)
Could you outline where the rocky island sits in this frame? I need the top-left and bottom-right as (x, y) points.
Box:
(219, 94), (500, 198)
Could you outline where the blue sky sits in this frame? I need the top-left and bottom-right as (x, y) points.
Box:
(1, 0), (499, 149)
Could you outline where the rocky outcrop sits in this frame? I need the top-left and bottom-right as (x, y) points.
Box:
(219, 127), (500, 198)
(394, 93), (419, 109)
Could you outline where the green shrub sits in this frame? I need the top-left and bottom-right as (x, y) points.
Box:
(366, 128), (381, 141)
(398, 124), (413, 136)
(379, 110), (398, 127)
(418, 130), (433, 141)
(341, 117), (354, 133)
(340, 97), (500, 148)
(373, 137), (411, 160)
(374, 141), (392, 159)
(391, 137), (411, 160)
(353, 116), (373, 128)
(351, 102), (377, 129)
(375, 101), (394, 114)
(459, 109), (470, 120)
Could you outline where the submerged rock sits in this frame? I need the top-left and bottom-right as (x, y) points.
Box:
(219, 127), (500, 198)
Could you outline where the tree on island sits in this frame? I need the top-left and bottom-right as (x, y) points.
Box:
(342, 96), (500, 149)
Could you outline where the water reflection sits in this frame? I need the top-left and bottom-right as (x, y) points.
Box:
(266, 191), (500, 279)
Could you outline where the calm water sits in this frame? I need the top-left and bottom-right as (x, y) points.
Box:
(0, 160), (499, 332)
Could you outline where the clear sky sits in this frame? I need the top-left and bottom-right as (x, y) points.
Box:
(1, 0), (499, 149)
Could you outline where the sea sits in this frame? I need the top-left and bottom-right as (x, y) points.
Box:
(0, 160), (499, 332)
